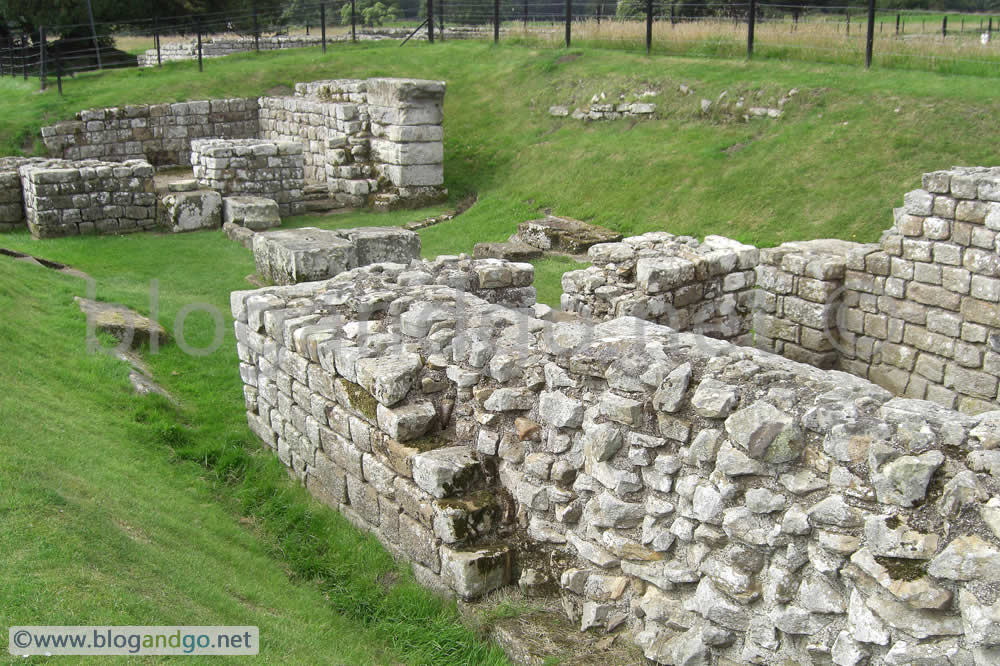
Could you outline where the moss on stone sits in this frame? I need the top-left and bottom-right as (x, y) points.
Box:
(874, 555), (927, 581)
(339, 379), (378, 422)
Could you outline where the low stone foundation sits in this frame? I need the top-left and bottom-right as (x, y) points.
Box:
(20, 159), (156, 237)
(191, 138), (305, 216)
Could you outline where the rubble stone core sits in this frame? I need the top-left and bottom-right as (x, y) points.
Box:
(234, 218), (1000, 664)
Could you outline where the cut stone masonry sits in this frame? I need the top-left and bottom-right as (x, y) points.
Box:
(30, 76), (446, 234)
(232, 167), (1000, 665)
(234, 248), (1000, 665)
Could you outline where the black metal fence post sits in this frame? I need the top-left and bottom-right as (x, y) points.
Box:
(196, 18), (203, 71)
(865, 0), (875, 68)
(428, 0), (435, 42)
(39, 27), (46, 91)
(56, 51), (63, 95)
(351, 0), (357, 42)
(989, 17), (993, 36)
(154, 16), (162, 66)
(565, 0), (572, 48)
(846, 10), (850, 37)
(494, 0), (500, 42)
(747, 0), (756, 58)
(439, 0), (445, 41)
(321, 4), (327, 52)
(254, 7), (260, 53)
(22, 33), (28, 80)
(896, 13), (900, 35)
(942, 16), (947, 37)
(523, 0), (528, 30)
(645, 0), (653, 54)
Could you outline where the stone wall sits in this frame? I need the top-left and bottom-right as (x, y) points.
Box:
(39, 77), (446, 213)
(752, 239), (855, 370)
(257, 78), (447, 210)
(135, 28), (499, 67)
(0, 157), (52, 232)
(137, 35), (327, 67)
(20, 159), (156, 237)
(190, 138), (305, 216)
(40, 99), (260, 167)
(559, 168), (1000, 415)
(257, 80), (375, 208)
(233, 255), (1000, 666)
(561, 232), (759, 342)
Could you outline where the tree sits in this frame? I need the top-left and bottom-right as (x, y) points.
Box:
(340, 0), (400, 26)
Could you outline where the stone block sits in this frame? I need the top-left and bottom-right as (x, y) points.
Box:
(253, 227), (358, 285)
(161, 190), (223, 233)
(440, 546), (511, 600)
(223, 196), (281, 230)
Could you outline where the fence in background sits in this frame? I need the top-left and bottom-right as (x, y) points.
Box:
(3, 0), (1000, 95)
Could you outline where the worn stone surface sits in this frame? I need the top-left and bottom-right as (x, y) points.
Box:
(162, 189), (222, 233)
(231, 186), (1000, 666)
(223, 195), (281, 230)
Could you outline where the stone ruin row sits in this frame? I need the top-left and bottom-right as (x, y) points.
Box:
(231, 166), (1000, 666)
(561, 167), (1000, 414)
(135, 28), (497, 68)
(0, 77), (446, 238)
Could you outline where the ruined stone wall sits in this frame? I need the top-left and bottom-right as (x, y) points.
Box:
(752, 239), (855, 370)
(257, 80), (375, 208)
(233, 256), (1000, 666)
(40, 99), (260, 167)
(560, 232), (759, 342)
(258, 78), (447, 209)
(561, 168), (1000, 415)
(136, 36), (327, 67)
(39, 77), (446, 211)
(0, 157), (53, 232)
(20, 159), (156, 237)
(190, 138), (305, 216)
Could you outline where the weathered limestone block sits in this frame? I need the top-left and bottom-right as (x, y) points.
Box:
(440, 545), (511, 600)
(253, 228), (358, 285)
(162, 190), (222, 233)
(411, 446), (481, 499)
(75, 296), (169, 348)
(223, 196), (281, 230)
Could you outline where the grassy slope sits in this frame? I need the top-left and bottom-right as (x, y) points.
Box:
(0, 257), (394, 664)
(4, 40), (996, 252)
(0, 235), (506, 664)
(1, 41), (999, 662)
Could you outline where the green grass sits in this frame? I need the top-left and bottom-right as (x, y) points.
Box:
(0, 235), (506, 664)
(5, 41), (1000, 249)
(2, 39), (1000, 662)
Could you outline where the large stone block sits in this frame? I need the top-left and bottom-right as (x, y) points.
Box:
(440, 545), (511, 600)
(253, 227), (358, 285)
(162, 190), (222, 233)
(223, 196), (281, 231)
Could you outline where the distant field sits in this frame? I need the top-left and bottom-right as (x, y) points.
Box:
(2, 40), (1000, 662)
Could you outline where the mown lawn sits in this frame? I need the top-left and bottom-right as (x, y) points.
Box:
(1, 39), (999, 662)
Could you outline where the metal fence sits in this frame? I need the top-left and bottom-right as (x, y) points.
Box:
(3, 0), (1000, 95)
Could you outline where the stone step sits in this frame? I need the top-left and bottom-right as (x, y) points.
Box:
(431, 490), (502, 545)
(303, 183), (329, 196)
(300, 198), (345, 213)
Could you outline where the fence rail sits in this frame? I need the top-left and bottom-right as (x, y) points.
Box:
(3, 0), (1000, 95)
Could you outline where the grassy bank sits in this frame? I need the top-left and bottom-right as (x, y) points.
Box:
(4, 40), (999, 250)
(1, 40), (998, 662)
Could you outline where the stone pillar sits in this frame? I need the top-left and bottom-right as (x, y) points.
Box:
(366, 78), (446, 208)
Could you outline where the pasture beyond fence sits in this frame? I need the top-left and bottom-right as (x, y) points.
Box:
(3, 0), (1000, 96)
